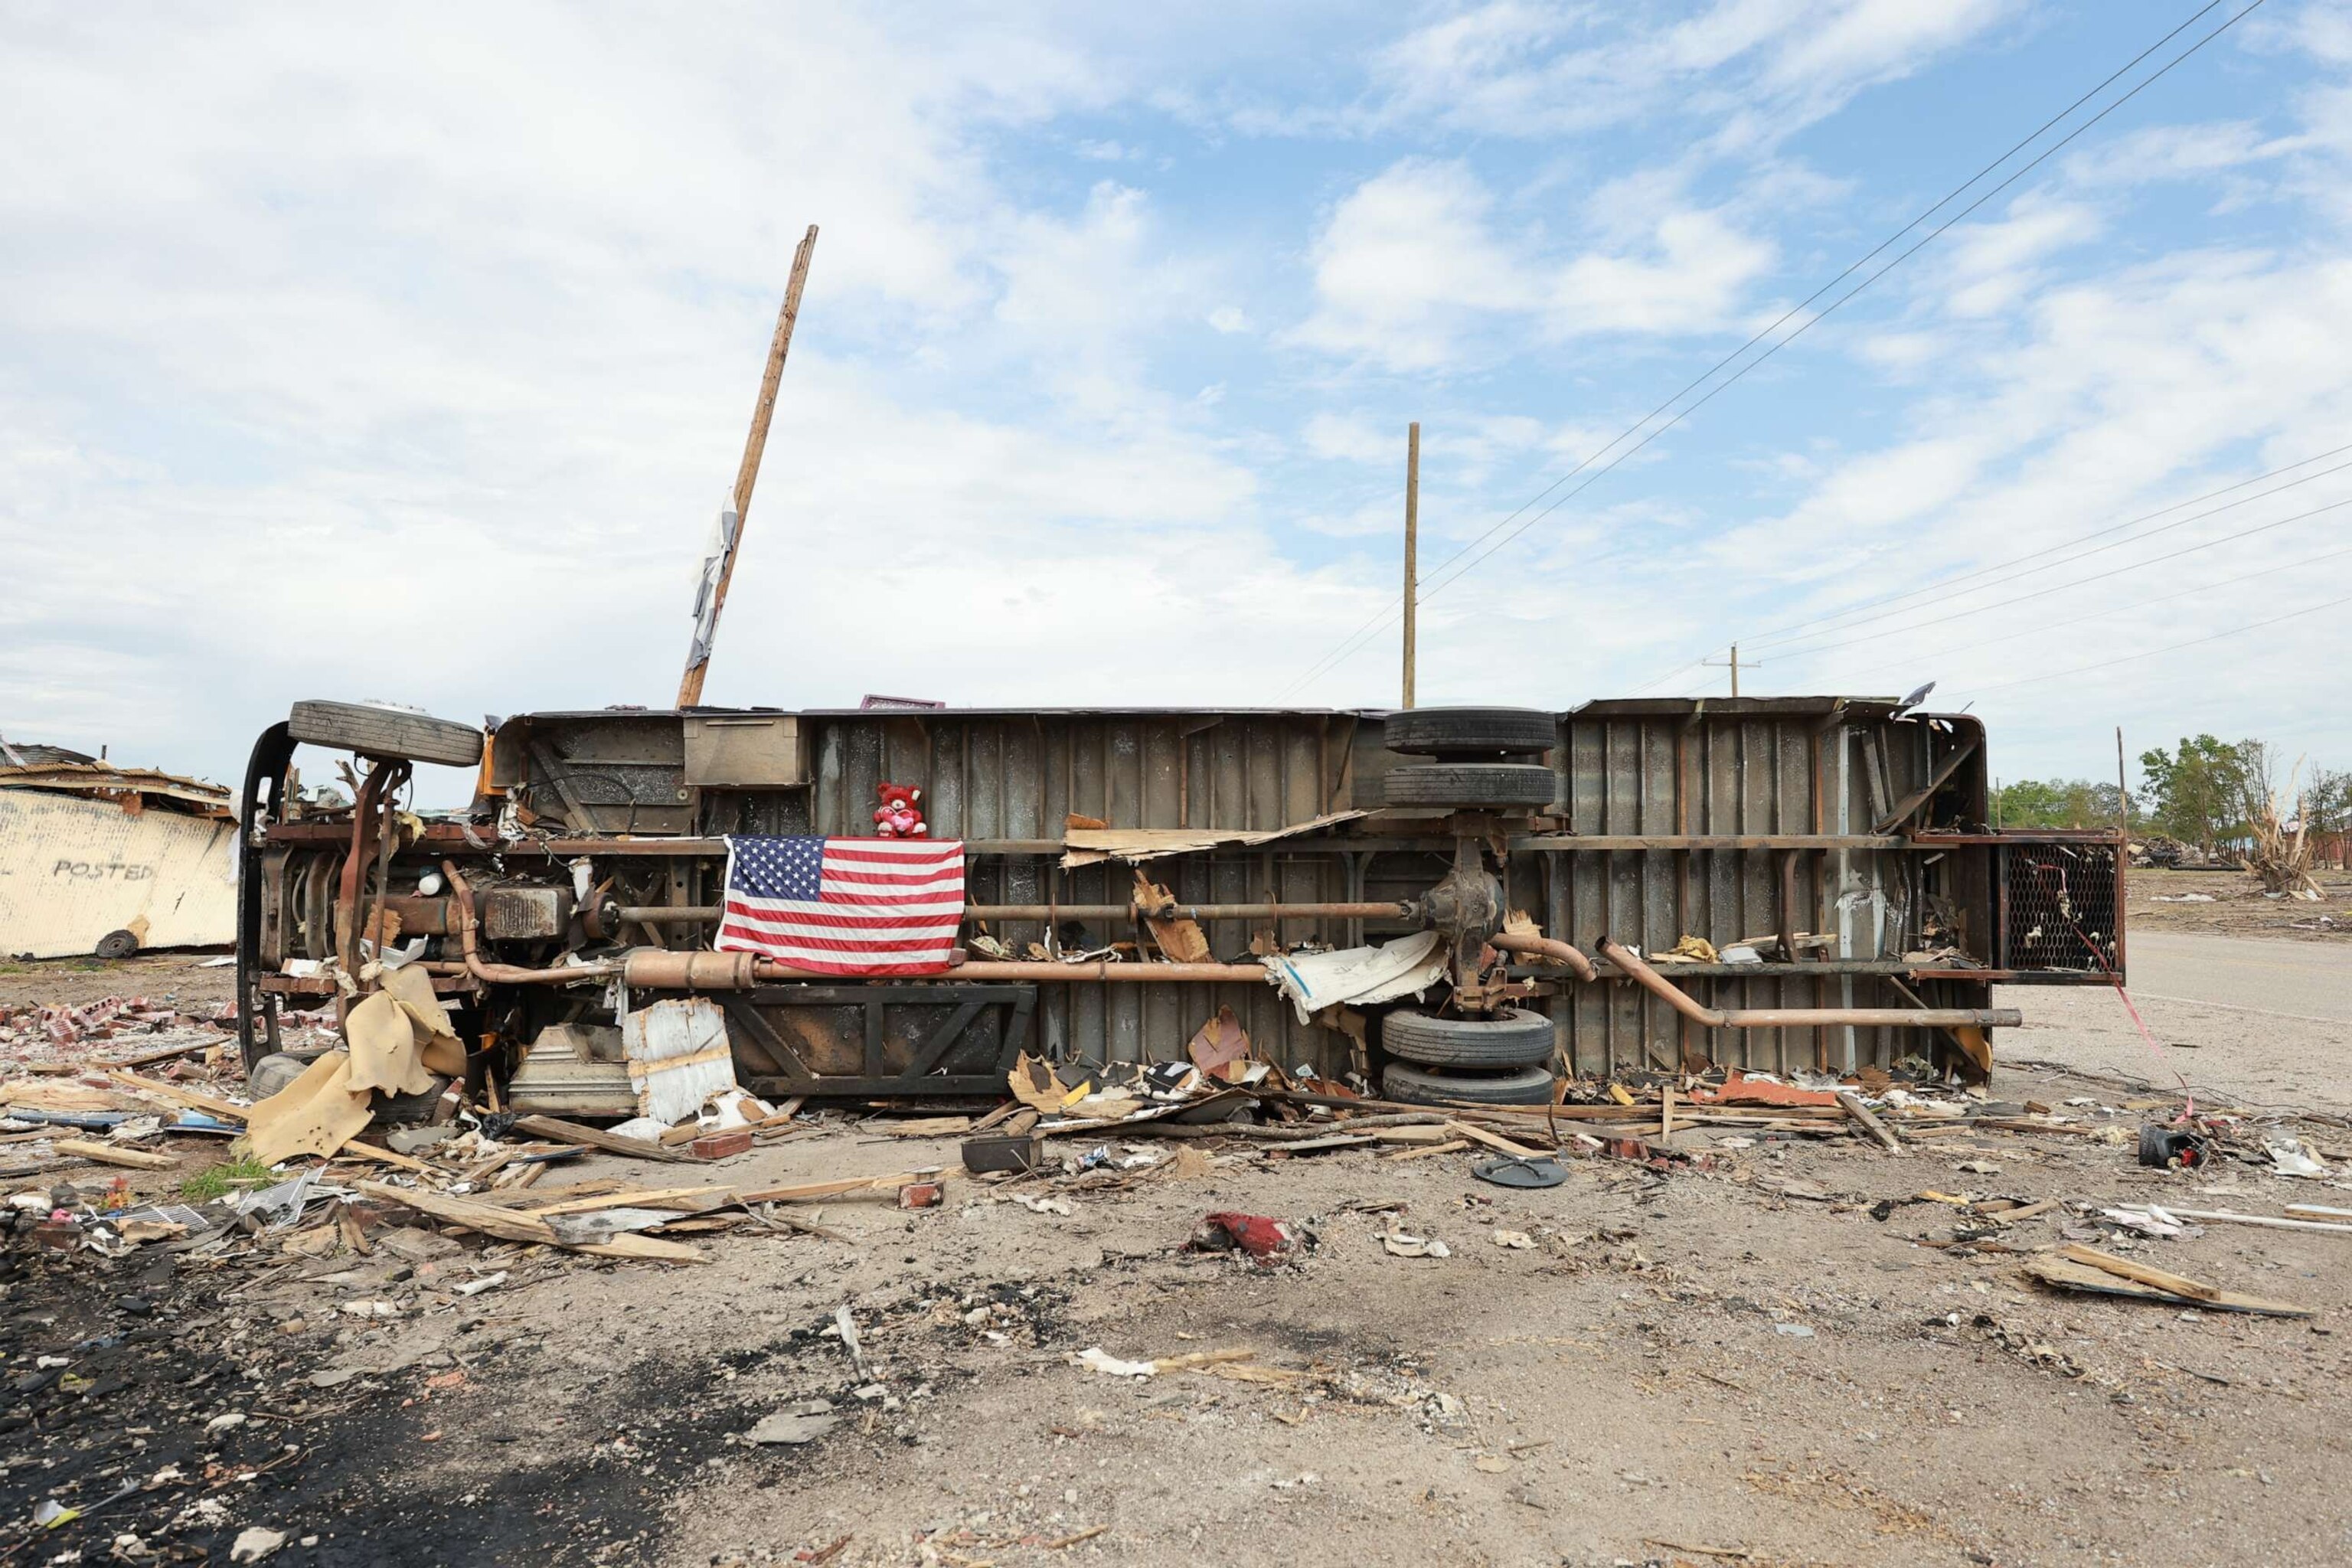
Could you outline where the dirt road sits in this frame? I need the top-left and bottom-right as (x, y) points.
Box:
(2004, 930), (2352, 1112)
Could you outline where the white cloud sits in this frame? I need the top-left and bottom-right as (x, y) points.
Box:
(1287, 158), (1537, 370)
(1289, 158), (1771, 368)
(1937, 196), (2103, 318)
(1369, 0), (2016, 145)
(1552, 207), (1775, 335)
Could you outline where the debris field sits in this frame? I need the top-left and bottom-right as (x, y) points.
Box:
(4, 961), (2351, 1567)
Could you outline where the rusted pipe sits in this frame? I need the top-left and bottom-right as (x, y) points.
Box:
(972, 901), (1410, 923)
(1596, 938), (2018, 1031)
(1488, 931), (1599, 982)
(441, 861), (622, 985)
(613, 900), (1412, 926)
(1599, 938), (1723, 1024)
(622, 949), (761, 989)
(756, 958), (1266, 984)
(616, 948), (1268, 988)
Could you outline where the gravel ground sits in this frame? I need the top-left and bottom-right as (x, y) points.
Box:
(4, 951), (2350, 1566)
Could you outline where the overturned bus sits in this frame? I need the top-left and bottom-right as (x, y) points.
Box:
(234, 697), (2124, 1109)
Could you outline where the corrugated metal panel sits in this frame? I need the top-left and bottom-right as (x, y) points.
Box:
(734, 704), (1993, 1076)
(0, 789), (238, 958)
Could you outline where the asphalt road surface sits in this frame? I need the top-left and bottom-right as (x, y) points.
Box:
(2001, 931), (2352, 1110)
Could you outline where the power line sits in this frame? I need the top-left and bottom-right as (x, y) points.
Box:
(1279, 0), (2228, 698)
(1283, 0), (2263, 694)
(1755, 488), (2352, 662)
(1949, 586), (2352, 696)
(1735, 443), (2352, 653)
(1800, 536), (2352, 677)
(1407, 2), (2265, 609)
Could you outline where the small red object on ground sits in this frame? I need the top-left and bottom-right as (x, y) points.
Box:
(897, 1181), (944, 1209)
(1187, 1211), (1296, 1261)
(690, 1129), (754, 1160)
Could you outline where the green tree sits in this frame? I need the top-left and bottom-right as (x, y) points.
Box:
(2138, 736), (2252, 853)
(1991, 778), (2131, 829)
(2307, 766), (2352, 836)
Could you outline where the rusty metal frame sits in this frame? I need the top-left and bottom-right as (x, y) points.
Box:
(717, 983), (1037, 1097)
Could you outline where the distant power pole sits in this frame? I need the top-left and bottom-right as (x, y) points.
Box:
(1401, 422), (1419, 710)
(1703, 642), (1758, 698)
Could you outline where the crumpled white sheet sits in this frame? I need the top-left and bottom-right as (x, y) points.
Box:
(1263, 930), (1449, 1024)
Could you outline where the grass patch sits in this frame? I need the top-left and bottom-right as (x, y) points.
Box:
(179, 1156), (276, 1203)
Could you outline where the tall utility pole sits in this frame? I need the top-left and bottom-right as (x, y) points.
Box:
(1401, 421), (1419, 709)
(1702, 642), (1757, 698)
(678, 224), (820, 708)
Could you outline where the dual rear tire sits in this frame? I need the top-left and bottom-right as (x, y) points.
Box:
(1381, 707), (1557, 811)
(1379, 1006), (1557, 1106)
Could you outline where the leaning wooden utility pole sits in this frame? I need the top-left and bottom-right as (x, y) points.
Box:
(1401, 421), (1419, 710)
(678, 224), (820, 708)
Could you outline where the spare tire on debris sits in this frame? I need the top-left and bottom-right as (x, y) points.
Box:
(1383, 707), (1557, 759)
(1380, 1060), (1556, 1107)
(288, 700), (484, 769)
(1383, 1007), (1555, 1069)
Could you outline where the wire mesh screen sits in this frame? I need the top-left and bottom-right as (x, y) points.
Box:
(2002, 841), (2120, 972)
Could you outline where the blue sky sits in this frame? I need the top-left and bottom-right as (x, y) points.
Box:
(5, 1), (2350, 800)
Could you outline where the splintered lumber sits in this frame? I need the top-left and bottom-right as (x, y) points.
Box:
(2158, 1207), (2352, 1236)
(1836, 1093), (1902, 1153)
(737, 1171), (926, 1204)
(1383, 1138), (1470, 1161)
(1444, 1121), (1542, 1159)
(2023, 1256), (2312, 1318)
(354, 1180), (558, 1245)
(2060, 1243), (2220, 1302)
(106, 1072), (248, 1122)
(55, 1139), (176, 1170)
(334, 1142), (436, 1174)
(512, 1114), (688, 1162)
(524, 1186), (734, 1218)
(576, 1233), (706, 1263)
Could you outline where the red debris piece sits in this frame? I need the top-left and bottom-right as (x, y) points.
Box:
(688, 1129), (753, 1161)
(1691, 1070), (1842, 1109)
(1187, 1211), (1296, 1261)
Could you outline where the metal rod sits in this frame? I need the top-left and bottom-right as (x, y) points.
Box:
(753, 957), (1264, 984)
(678, 224), (819, 707)
(616, 900), (1413, 925)
(1596, 937), (2017, 1030)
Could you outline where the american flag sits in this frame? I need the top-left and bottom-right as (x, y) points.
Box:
(713, 835), (965, 976)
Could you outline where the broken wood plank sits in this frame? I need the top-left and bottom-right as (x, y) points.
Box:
(54, 1138), (175, 1170)
(2157, 1207), (2352, 1236)
(2060, 1243), (2221, 1302)
(106, 1072), (247, 1122)
(737, 1171), (927, 1204)
(523, 1186), (735, 1218)
(511, 1114), (688, 1162)
(1444, 1120), (1541, 1159)
(107, 1039), (219, 1071)
(354, 1180), (558, 1245)
(2022, 1256), (2311, 1318)
(573, 1232), (705, 1263)
(1382, 1138), (1470, 1161)
(1835, 1093), (1901, 1153)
